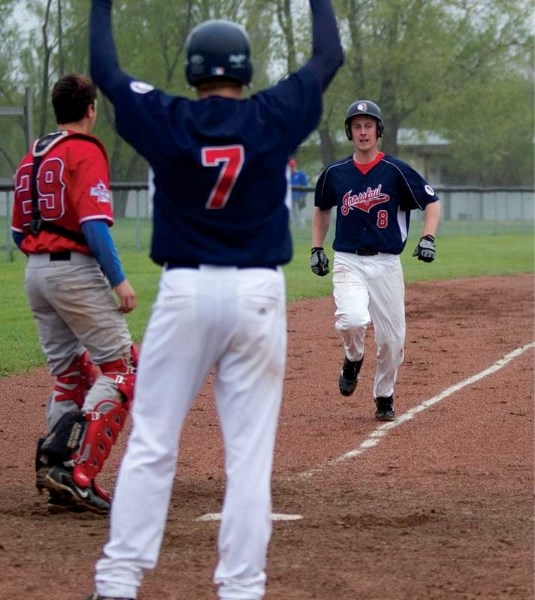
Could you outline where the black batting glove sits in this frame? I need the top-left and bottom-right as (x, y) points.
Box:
(310, 247), (330, 276)
(412, 234), (436, 263)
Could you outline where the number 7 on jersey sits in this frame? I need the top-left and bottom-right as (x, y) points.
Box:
(202, 145), (244, 209)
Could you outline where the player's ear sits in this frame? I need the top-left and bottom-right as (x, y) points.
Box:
(87, 100), (97, 119)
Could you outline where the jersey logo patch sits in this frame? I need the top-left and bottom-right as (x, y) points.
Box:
(130, 80), (155, 94)
(341, 184), (389, 216)
(425, 184), (435, 196)
(90, 181), (112, 203)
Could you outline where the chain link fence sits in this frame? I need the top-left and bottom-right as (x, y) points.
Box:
(1, 182), (533, 261)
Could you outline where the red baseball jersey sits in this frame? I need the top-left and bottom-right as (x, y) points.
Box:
(11, 131), (114, 255)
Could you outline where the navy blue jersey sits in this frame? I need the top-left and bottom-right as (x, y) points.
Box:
(108, 71), (321, 267)
(315, 153), (439, 255)
(90, 0), (344, 268)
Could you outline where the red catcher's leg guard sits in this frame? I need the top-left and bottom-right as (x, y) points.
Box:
(98, 344), (138, 407)
(72, 399), (129, 488)
(92, 479), (111, 503)
(53, 351), (99, 408)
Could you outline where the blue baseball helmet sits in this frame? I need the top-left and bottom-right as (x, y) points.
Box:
(185, 19), (253, 87)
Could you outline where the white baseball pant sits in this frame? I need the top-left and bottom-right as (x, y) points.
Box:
(94, 265), (287, 600)
(332, 251), (405, 399)
(24, 252), (132, 429)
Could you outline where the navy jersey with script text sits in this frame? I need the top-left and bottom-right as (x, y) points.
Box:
(315, 153), (440, 255)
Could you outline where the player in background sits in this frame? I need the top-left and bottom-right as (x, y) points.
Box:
(11, 73), (138, 514)
(85, 0), (343, 598)
(289, 158), (309, 229)
(310, 100), (441, 421)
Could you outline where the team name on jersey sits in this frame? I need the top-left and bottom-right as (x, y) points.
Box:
(341, 184), (389, 216)
(90, 181), (112, 203)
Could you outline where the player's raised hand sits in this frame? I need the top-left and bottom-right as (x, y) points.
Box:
(412, 235), (436, 263)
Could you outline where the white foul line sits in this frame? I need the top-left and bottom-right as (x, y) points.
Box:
(197, 342), (534, 520)
(197, 513), (303, 522)
(297, 341), (535, 479)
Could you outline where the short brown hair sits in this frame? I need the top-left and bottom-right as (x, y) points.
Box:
(51, 74), (97, 124)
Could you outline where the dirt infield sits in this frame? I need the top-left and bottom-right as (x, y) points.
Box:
(0, 274), (533, 600)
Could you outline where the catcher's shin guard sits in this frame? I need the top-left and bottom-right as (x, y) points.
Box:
(92, 478), (111, 504)
(52, 351), (99, 408)
(39, 409), (86, 467)
(37, 409), (86, 492)
(98, 344), (138, 407)
(70, 347), (137, 489)
(72, 399), (129, 488)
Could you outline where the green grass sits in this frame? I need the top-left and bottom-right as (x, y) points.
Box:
(288, 226), (534, 299)
(1, 225), (533, 377)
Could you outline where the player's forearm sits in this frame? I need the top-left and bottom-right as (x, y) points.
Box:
(82, 220), (126, 288)
(311, 207), (331, 247)
(89, 0), (122, 96)
(307, 0), (344, 89)
(422, 200), (441, 238)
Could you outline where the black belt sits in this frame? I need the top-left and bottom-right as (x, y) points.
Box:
(356, 248), (379, 256)
(165, 262), (276, 271)
(49, 251), (72, 261)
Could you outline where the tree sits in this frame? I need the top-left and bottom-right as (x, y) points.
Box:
(0, 0), (532, 187)
(418, 1), (534, 185)
(325, 0), (534, 184)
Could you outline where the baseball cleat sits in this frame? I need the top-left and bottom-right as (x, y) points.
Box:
(374, 395), (395, 421)
(338, 356), (363, 396)
(35, 465), (51, 493)
(44, 466), (110, 515)
(47, 491), (88, 514)
(35, 435), (49, 493)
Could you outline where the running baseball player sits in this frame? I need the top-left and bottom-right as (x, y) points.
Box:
(11, 73), (138, 514)
(311, 100), (441, 421)
(85, 0), (343, 599)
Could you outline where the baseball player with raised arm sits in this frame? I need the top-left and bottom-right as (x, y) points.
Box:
(85, 0), (343, 598)
(311, 100), (441, 421)
(11, 74), (138, 514)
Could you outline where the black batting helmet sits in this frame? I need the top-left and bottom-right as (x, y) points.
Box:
(185, 19), (253, 87)
(344, 100), (384, 140)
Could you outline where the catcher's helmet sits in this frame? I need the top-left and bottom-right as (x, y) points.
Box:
(185, 19), (253, 87)
(344, 100), (384, 140)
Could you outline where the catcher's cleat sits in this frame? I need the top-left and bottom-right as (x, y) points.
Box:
(44, 466), (110, 515)
(35, 435), (50, 493)
(47, 491), (87, 514)
(36, 465), (51, 493)
(375, 395), (395, 421)
(85, 593), (134, 600)
(338, 356), (363, 396)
